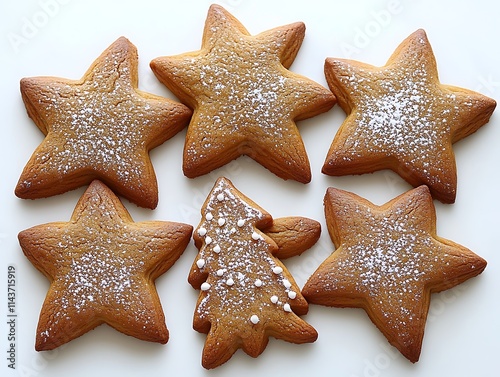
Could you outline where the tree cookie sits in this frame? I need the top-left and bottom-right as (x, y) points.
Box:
(188, 177), (320, 369)
(150, 4), (335, 183)
(16, 36), (192, 209)
(322, 29), (496, 203)
(302, 185), (487, 362)
(18, 180), (193, 351)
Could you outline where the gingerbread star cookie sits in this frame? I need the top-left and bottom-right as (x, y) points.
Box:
(302, 185), (487, 362)
(150, 4), (335, 183)
(18, 180), (193, 351)
(322, 29), (496, 203)
(188, 177), (320, 369)
(16, 36), (192, 209)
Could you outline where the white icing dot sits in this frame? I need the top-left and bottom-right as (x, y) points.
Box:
(283, 279), (292, 289)
(205, 213), (213, 221)
(216, 269), (224, 277)
(237, 219), (245, 227)
(213, 245), (221, 253)
(252, 231), (262, 240)
(254, 279), (263, 287)
(230, 227), (237, 234)
(288, 291), (297, 299)
(218, 218), (226, 226)
(196, 259), (205, 269)
(226, 278), (234, 286)
(201, 282), (211, 291)
(217, 193), (224, 201)
(205, 236), (212, 245)
(198, 227), (207, 236)
(283, 303), (292, 312)
(250, 315), (260, 324)
(270, 295), (279, 304)
(272, 266), (283, 274)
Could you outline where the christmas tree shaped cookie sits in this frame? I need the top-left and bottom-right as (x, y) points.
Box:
(188, 177), (320, 369)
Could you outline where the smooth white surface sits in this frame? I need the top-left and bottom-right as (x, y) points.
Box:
(1, 0), (498, 376)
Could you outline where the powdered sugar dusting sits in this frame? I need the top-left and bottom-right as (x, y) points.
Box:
(337, 205), (434, 295)
(193, 179), (298, 327)
(182, 29), (298, 160)
(38, 189), (159, 344)
(336, 37), (458, 187)
(30, 46), (161, 185)
(318, 199), (447, 339)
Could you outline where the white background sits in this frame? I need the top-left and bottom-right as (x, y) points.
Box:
(1, 0), (498, 376)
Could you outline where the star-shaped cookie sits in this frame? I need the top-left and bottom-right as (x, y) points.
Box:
(150, 4), (335, 183)
(322, 29), (496, 203)
(16, 37), (192, 209)
(18, 180), (193, 351)
(302, 185), (487, 362)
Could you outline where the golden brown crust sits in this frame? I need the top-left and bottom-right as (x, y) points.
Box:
(263, 217), (321, 259)
(322, 29), (496, 203)
(150, 4), (335, 184)
(15, 37), (192, 209)
(18, 180), (193, 351)
(188, 177), (318, 369)
(302, 185), (487, 362)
